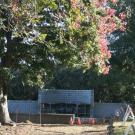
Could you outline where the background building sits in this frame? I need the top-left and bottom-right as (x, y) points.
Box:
(38, 89), (94, 117)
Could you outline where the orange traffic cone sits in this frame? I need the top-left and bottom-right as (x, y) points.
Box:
(88, 118), (92, 125)
(89, 118), (96, 125)
(77, 117), (81, 125)
(91, 118), (95, 125)
(69, 117), (74, 125)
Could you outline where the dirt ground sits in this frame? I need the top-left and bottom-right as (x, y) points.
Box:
(0, 121), (131, 135)
(0, 123), (108, 135)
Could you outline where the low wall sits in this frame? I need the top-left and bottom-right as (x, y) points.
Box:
(10, 113), (74, 124)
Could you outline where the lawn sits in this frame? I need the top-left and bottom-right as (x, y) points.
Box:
(114, 127), (134, 135)
(113, 122), (135, 135)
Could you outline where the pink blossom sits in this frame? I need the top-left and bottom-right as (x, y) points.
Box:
(110, 22), (117, 31)
(95, 0), (108, 7)
(99, 38), (108, 46)
(107, 8), (116, 16)
(107, 51), (112, 59)
(103, 66), (110, 75)
(111, 0), (118, 4)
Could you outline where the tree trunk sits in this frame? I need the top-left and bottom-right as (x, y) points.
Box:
(0, 91), (12, 124)
(0, 8), (15, 125)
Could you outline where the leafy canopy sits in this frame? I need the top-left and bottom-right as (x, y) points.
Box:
(0, 0), (124, 88)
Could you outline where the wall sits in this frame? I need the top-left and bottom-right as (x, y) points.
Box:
(93, 103), (126, 119)
(10, 113), (74, 124)
(8, 100), (39, 114)
(8, 100), (127, 120)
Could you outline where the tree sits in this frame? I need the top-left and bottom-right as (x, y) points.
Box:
(108, 0), (135, 102)
(46, 1), (130, 103)
(0, 0), (123, 124)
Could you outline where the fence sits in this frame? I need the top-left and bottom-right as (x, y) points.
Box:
(8, 100), (74, 124)
(8, 100), (126, 118)
(8, 100), (39, 114)
(93, 103), (126, 119)
(7, 100), (128, 124)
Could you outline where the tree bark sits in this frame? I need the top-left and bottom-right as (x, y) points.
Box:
(0, 91), (12, 124)
(0, 6), (15, 125)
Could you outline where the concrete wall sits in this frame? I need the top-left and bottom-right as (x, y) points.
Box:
(93, 103), (126, 119)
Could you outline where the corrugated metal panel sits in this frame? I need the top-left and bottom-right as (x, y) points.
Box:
(8, 100), (38, 114)
(38, 89), (94, 104)
(93, 103), (125, 118)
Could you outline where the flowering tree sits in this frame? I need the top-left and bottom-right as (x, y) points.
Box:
(0, 0), (125, 124)
(68, 0), (126, 74)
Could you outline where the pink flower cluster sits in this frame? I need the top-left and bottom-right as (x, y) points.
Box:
(97, 15), (116, 74)
(107, 8), (116, 16)
(70, 0), (126, 74)
(96, 0), (118, 7)
(96, 0), (126, 74)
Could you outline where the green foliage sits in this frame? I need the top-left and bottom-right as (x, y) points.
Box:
(8, 72), (38, 100)
(45, 0), (135, 103)
(107, 0), (135, 103)
(0, 1), (99, 93)
(0, 0), (125, 100)
(0, 1), (101, 87)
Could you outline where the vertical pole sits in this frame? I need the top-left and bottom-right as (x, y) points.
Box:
(85, 105), (86, 117)
(90, 104), (91, 118)
(64, 102), (67, 113)
(39, 94), (42, 126)
(29, 103), (31, 121)
(77, 104), (78, 117)
(90, 90), (94, 117)
(40, 103), (41, 126)
(50, 103), (51, 113)
(16, 105), (19, 123)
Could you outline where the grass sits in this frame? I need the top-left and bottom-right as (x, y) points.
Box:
(114, 126), (134, 135)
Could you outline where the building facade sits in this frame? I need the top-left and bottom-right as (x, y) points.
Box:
(38, 89), (94, 117)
